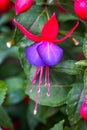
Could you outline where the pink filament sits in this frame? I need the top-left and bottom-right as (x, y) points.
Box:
(46, 66), (50, 97)
(44, 66), (48, 86)
(34, 67), (44, 115)
(44, 66), (51, 96)
(30, 67), (40, 92)
(30, 66), (51, 115)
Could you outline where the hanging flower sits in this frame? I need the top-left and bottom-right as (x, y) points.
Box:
(14, 13), (79, 114)
(15, 0), (33, 15)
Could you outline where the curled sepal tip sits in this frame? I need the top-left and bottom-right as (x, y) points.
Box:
(53, 21), (79, 43)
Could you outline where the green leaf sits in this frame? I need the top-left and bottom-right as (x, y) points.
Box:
(50, 120), (64, 130)
(54, 60), (83, 75)
(36, 0), (44, 5)
(75, 60), (87, 66)
(0, 35), (18, 64)
(77, 120), (87, 130)
(0, 81), (7, 105)
(59, 14), (78, 22)
(5, 77), (25, 105)
(66, 83), (84, 125)
(83, 34), (87, 59)
(27, 101), (58, 124)
(27, 102), (39, 130)
(25, 78), (70, 107)
(0, 106), (13, 129)
(84, 68), (87, 96)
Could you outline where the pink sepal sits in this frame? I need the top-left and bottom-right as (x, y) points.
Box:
(14, 19), (42, 42)
(53, 21), (79, 43)
(41, 13), (59, 41)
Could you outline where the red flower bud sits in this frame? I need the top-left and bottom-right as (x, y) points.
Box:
(80, 97), (87, 121)
(0, 0), (11, 13)
(74, 0), (87, 21)
(15, 0), (33, 15)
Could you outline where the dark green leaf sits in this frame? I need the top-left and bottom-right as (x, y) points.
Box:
(5, 77), (25, 105)
(77, 120), (87, 130)
(66, 83), (84, 125)
(59, 14), (78, 22)
(84, 68), (87, 96)
(0, 106), (13, 129)
(0, 81), (7, 105)
(27, 101), (58, 124)
(50, 120), (64, 130)
(83, 34), (87, 59)
(54, 60), (83, 75)
(25, 78), (70, 107)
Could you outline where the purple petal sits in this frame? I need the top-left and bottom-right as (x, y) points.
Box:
(26, 42), (45, 66)
(37, 42), (63, 66)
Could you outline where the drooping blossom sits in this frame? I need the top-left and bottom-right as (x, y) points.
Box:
(80, 97), (87, 121)
(14, 13), (79, 114)
(74, 0), (87, 21)
(15, 0), (33, 15)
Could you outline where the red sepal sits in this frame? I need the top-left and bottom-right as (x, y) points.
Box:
(14, 19), (41, 42)
(53, 21), (79, 43)
(41, 13), (59, 41)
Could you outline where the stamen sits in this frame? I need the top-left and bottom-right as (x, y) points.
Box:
(46, 66), (51, 97)
(34, 67), (44, 115)
(30, 67), (40, 92)
(44, 66), (48, 86)
(37, 67), (44, 93)
(34, 93), (38, 115)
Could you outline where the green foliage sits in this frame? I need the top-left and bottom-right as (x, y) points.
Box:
(0, 81), (7, 105)
(5, 77), (25, 105)
(0, 0), (87, 129)
(66, 83), (84, 125)
(0, 107), (13, 129)
(50, 120), (64, 130)
(54, 60), (83, 75)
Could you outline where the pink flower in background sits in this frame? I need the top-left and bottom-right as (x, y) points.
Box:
(80, 97), (87, 121)
(15, 0), (33, 15)
(0, 0), (11, 13)
(74, 0), (87, 21)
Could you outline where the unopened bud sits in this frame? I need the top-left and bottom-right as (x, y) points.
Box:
(74, 0), (87, 21)
(15, 0), (33, 15)
(80, 97), (87, 121)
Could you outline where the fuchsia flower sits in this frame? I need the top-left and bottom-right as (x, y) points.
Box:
(15, 0), (33, 15)
(80, 97), (87, 121)
(74, 0), (87, 21)
(14, 13), (79, 114)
